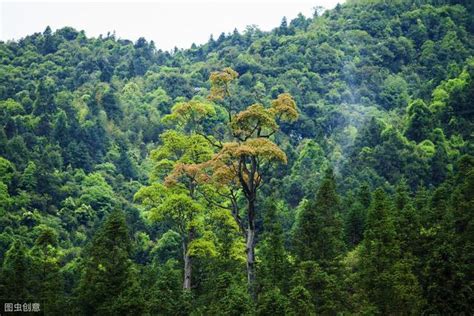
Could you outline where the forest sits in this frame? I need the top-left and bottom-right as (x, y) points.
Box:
(0, 0), (473, 314)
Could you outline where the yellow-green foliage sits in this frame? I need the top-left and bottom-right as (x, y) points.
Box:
(417, 140), (436, 158)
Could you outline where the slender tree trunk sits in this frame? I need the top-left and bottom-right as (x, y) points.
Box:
(246, 198), (256, 300)
(183, 241), (192, 290)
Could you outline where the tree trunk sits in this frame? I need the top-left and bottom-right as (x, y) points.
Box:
(246, 198), (256, 300)
(183, 241), (192, 290)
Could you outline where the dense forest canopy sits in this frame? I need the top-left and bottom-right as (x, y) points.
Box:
(0, 0), (473, 314)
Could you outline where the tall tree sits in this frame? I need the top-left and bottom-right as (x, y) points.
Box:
(166, 67), (298, 298)
(0, 240), (31, 299)
(135, 130), (216, 290)
(450, 155), (474, 312)
(291, 168), (348, 314)
(30, 225), (64, 315)
(78, 210), (143, 315)
(345, 183), (371, 247)
(293, 168), (345, 266)
(359, 188), (424, 314)
(258, 199), (290, 293)
(419, 155), (474, 314)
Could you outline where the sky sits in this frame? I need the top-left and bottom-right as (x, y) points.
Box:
(0, 0), (343, 51)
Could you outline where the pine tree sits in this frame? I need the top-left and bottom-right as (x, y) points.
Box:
(33, 77), (56, 116)
(144, 260), (186, 315)
(393, 180), (421, 256)
(419, 185), (457, 314)
(430, 129), (449, 185)
(20, 161), (38, 191)
(345, 183), (371, 247)
(292, 168), (348, 314)
(30, 225), (64, 315)
(278, 17), (289, 36)
(450, 155), (474, 312)
(291, 261), (347, 315)
(359, 188), (423, 314)
(258, 199), (290, 292)
(293, 168), (345, 266)
(257, 287), (288, 316)
(286, 285), (316, 316)
(78, 210), (143, 315)
(52, 110), (69, 147)
(419, 155), (474, 314)
(0, 240), (31, 299)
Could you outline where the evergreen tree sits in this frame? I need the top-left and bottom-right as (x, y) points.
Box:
(78, 210), (143, 315)
(30, 225), (64, 315)
(450, 155), (474, 312)
(257, 287), (288, 316)
(258, 199), (290, 292)
(293, 168), (345, 266)
(41, 26), (57, 54)
(203, 273), (253, 316)
(278, 17), (289, 36)
(20, 161), (38, 191)
(405, 99), (433, 143)
(419, 155), (474, 314)
(33, 77), (56, 116)
(359, 188), (424, 314)
(292, 168), (348, 314)
(0, 240), (31, 299)
(143, 260), (186, 315)
(393, 180), (421, 256)
(291, 261), (348, 315)
(430, 129), (449, 185)
(419, 185), (458, 314)
(286, 285), (316, 316)
(52, 110), (70, 147)
(345, 183), (371, 247)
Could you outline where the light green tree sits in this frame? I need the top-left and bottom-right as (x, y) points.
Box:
(135, 129), (217, 290)
(165, 67), (298, 298)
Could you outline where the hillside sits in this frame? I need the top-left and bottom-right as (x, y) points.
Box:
(0, 0), (473, 314)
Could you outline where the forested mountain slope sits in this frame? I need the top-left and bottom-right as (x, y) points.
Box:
(0, 0), (473, 314)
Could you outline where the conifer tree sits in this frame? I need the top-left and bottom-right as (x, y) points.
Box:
(257, 287), (288, 316)
(359, 188), (423, 314)
(419, 185), (458, 314)
(0, 240), (31, 299)
(291, 168), (348, 314)
(345, 183), (371, 247)
(258, 199), (290, 292)
(450, 155), (474, 312)
(419, 155), (473, 314)
(293, 168), (345, 266)
(78, 210), (143, 315)
(393, 180), (421, 256)
(286, 285), (316, 316)
(30, 225), (64, 315)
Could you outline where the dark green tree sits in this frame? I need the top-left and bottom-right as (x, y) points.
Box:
(293, 168), (345, 266)
(78, 210), (143, 315)
(345, 183), (371, 247)
(419, 156), (474, 314)
(405, 99), (434, 143)
(33, 77), (56, 116)
(30, 225), (64, 315)
(359, 188), (424, 314)
(257, 287), (288, 316)
(286, 285), (316, 316)
(258, 199), (290, 292)
(0, 240), (32, 299)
